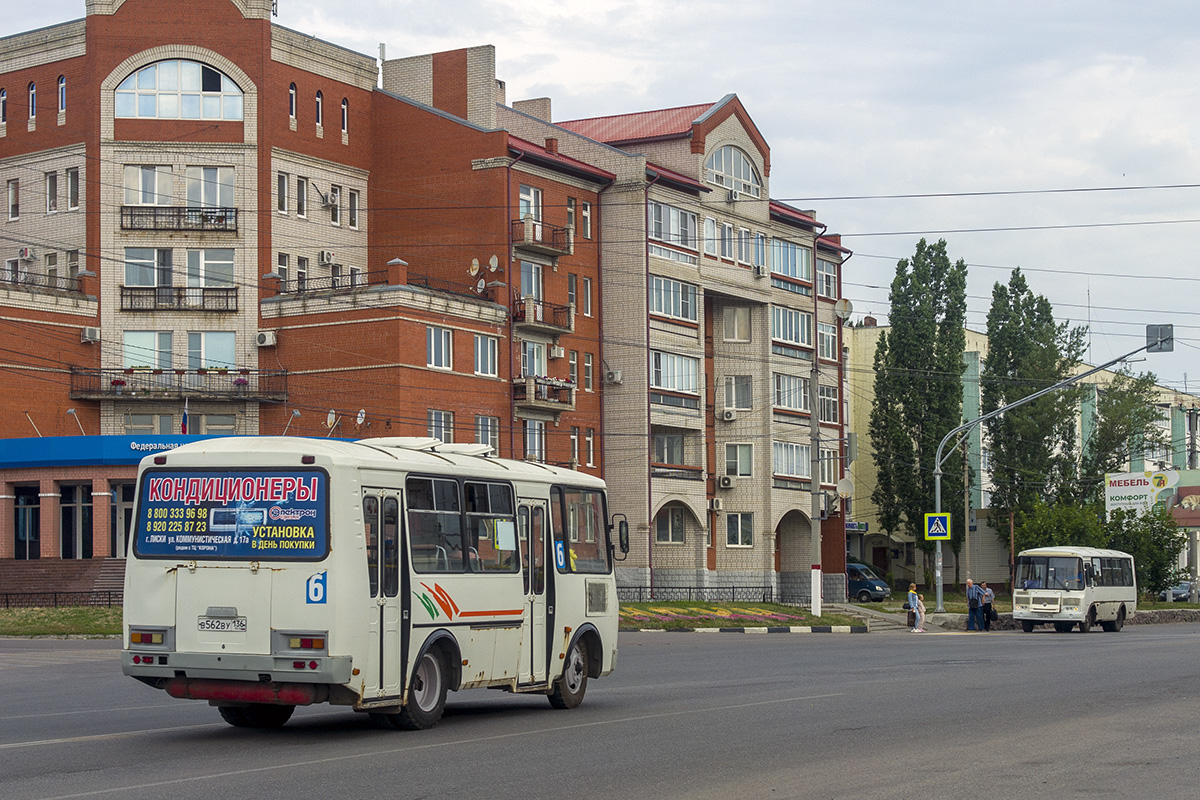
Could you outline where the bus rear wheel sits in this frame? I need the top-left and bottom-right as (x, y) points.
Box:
(549, 638), (588, 710)
(219, 704), (294, 728)
(1102, 606), (1126, 633)
(393, 650), (447, 730)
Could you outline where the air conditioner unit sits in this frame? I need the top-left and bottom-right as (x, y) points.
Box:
(317, 250), (336, 266)
(726, 189), (740, 202)
(256, 331), (277, 348)
(549, 345), (565, 359)
(719, 408), (737, 422)
(717, 475), (736, 490)
(605, 369), (623, 385)
(709, 497), (724, 511)
(754, 264), (768, 278)
(18, 247), (35, 261)
(80, 326), (101, 344)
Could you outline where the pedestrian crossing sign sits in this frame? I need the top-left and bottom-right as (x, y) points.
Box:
(924, 513), (951, 540)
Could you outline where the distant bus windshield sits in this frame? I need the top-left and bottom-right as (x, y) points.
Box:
(1017, 556), (1083, 591)
(134, 469), (329, 560)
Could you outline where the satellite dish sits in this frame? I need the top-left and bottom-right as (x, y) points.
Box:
(469, 258), (480, 277)
(475, 277), (486, 294)
(834, 298), (854, 320)
(326, 410), (336, 429)
(837, 477), (854, 498)
(488, 255), (499, 272)
(356, 409), (366, 426)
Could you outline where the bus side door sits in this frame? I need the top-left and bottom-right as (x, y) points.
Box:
(518, 499), (549, 685)
(362, 489), (403, 700)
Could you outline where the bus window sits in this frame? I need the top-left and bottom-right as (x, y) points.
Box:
(551, 487), (611, 574)
(406, 477), (464, 573)
(363, 495), (379, 597)
(464, 481), (518, 573)
(382, 497), (399, 596)
(531, 505), (545, 594)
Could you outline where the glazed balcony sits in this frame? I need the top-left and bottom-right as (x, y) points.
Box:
(69, 367), (287, 402)
(120, 206), (238, 232)
(512, 376), (575, 413)
(120, 286), (238, 312)
(513, 298), (573, 336)
(511, 217), (572, 257)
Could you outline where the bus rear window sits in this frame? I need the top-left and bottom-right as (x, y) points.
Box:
(134, 469), (328, 560)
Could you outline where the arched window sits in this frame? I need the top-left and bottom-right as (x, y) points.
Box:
(704, 145), (762, 198)
(0, 89), (6, 124)
(341, 98), (348, 133)
(58, 76), (66, 112)
(288, 82), (296, 118)
(114, 60), (243, 120)
(315, 91), (323, 126)
(28, 82), (36, 119)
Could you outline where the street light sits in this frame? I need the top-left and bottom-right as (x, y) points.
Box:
(66, 408), (86, 436)
(281, 409), (300, 436)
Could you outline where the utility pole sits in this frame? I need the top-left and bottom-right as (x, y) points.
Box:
(963, 437), (970, 582)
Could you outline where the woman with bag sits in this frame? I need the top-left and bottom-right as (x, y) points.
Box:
(907, 582), (921, 633)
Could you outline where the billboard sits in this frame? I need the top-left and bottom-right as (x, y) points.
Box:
(1105, 469), (1200, 527)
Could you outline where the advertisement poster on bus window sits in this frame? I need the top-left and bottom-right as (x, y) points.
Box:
(135, 469), (329, 559)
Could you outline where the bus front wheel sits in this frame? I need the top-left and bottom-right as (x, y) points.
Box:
(1020, 620), (1034, 633)
(549, 638), (588, 710)
(1078, 607), (1095, 633)
(394, 650), (448, 730)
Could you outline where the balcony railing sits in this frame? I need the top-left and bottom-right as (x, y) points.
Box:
(650, 465), (706, 480)
(511, 217), (572, 257)
(513, 297), (573, 335)
(0, 269), (81, 293)
(120, 206), (238, 232)
(512, 376), (575, 412)
(69, 367), (286, 402)
(120, 286), (238, 312)
(407, 273), (484, 300)
(277, 270), (387, 295)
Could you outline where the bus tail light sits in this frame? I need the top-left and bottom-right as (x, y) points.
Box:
(274, 630), (328, 655)
(129, 627), (173, 650)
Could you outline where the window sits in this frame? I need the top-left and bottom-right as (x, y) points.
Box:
(66, 168), (79, 210)
(6, 179), (16, 220)
(315, 91), (323, 126)
(186, 249), (234, 287)
(277, 172), (288, 213)
(464, 481), (519, 574)
(187, 331), (235, 369)
(774, 373), (810, 412)
(725, 375), (752, 410)
(296, 177), (307, 217)
(524, 419), (546, 462)
(341, 98), (348, 133)
(771, 239), (811, 282)
(648, 276), (698, 322)
(567, 198), (576, 231)
(329, 185), (340, 224)
(650, 351), (699, 393)
(474, 415), (499, 452)
(288, 82), (296, 118)
(755, 233), (767, 267)
(819, 385), (840, 424)
(57, 76), (66, 112)
(656, 506), (685, 544)
(296, 257), (308, 290)
(586, 428), (595, 466)
(277, 253), (289, 283)
(738, 228), (751, 263)
(568, 273), (577, 307)
(427, 326), (452, 369)
(28, 82), (35, 119)
(580, 202), (592, 238)
(519, 260), (542, 302)
(654, 433), (684, 464)
(724, 306), (750, 342)
(125, 413), (173, 435)
(205, 414), (237, 434)
(427, 409), (454, 443)
(584, 353), (594, 391)
(648, 201), (697, 250)
(519, 184), (542, 221)
(4, 258), (18, 283)
(406, 477), (465, 574)
(521, 341), (547, 378)
(348, 189), (359, 229)
(570, 427), (580, 463)
(124, 247), (172, 287)
(773, 441), (811, 478)
(125, 166), (171, 206)
(60, 484), (93, 560)
(0, 89), (5, 123)
(726, 512), (753, 547)
(820, 447), (839, 485)
(123, 331), (172, 369)
(115, 60), (243, 120)
(67, 250), (79, 277)
(817, 258), (838, 298)
(704, 217), (718, 255)
(582, 277), (593, 316)
(726, 443), (752, 477)
(720, 222), (735, 259)
(772, 306), (812, 347)
(45, 252), (58, 285)
(186, 166), (234, 208)
(568, 351), (578, 385)
(818, 322), (838, 361)
(474, 334), (498, 376)
(705, 145), (762, 197)
(45, 172), (57, 213)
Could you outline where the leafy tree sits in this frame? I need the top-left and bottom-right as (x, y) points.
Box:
(1013, 500), (1105, 556)
(982, 269), (1086, 516)
(869, 239), (968, 578)
(1071, 369), (1168, 505)
(1105, 507), (1184, 596)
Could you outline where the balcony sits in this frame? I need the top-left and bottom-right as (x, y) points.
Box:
(277, 270), (387, 295)
(512, 376), (575, 413)
(120, 206), (238, 232)
(69, 368), (286, 402)
(120, 286), (237, 312)
(511, 217), (572, 257)
(513, 298), (573, 336)
(0, 269), (82, 294)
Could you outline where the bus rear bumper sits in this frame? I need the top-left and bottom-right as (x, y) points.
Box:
(121, 651), (353, 687)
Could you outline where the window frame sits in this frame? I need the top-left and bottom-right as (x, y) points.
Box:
(66, 167), (79, 210)
(348, 189), (359, 229)
(315, 90), (323, 126)
(655, 505), (686, 544)
(45, 172), (58, 214)
(473, 334), (498, 377)
(426, 326), (452, 370)
(6, 179), (16, 221)
(726, 512), (754, 548)
(705, 145), (762, 198)
(276, 172), (288, 214)
(818, 321), (838, 361)
(725, 442), (753, 477)
(771, 305), (813, 348)
(427, 409), (454, 443)
(288, 82), (296, 119)
(724, 306), (751, 342)
(817, 258), (838, 299)
(57, 75), (66, 113)
(773, 440), (811, 478)
(818, 385), (840, 424)
(724, 375), (752, 411)
(648, 275), (698, 322)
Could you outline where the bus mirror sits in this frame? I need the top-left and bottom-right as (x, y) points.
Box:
(618, 520), (629, 554)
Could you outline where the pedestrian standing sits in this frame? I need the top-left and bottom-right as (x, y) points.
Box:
(908, 583), (921, 633)
(917, 594), (927, 632)
(980, 581), (995, 631)
(965, 578), (985, 631)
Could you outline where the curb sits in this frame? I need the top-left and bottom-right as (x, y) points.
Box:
(621, 625), (869, 634)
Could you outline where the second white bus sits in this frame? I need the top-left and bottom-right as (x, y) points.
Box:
(121, 436), (629, 729)
(1012, 546), (1136, 633)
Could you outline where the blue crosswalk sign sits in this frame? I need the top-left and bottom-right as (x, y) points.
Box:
(924, 513), (950, 540)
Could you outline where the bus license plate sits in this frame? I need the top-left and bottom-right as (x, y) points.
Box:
(198, 616), (247, 632)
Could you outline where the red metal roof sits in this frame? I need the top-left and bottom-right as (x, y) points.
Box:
(768, 200), (819, 228)
(646, 162), (707, 192)
(507, 136), (616, 183)
(557, 103), (715, 145)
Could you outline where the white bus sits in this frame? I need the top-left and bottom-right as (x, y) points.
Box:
(121, 436), (629, 730)
(1012, 546), (1136, 633)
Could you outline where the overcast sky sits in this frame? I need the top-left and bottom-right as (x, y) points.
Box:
(15, 1), (1200, 390)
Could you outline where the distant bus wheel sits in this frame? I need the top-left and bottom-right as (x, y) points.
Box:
(1020, 620), (1034, 633)
(218, 706), (251, 727)
(1113, 606), (1125, 632)
(396, 650), (448, 730)
(549, 638), (588, 710)
(242, 704), (294, 728)
(1053, 622), (1073, 633)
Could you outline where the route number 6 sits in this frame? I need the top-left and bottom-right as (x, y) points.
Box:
(306, 571), (327, 604)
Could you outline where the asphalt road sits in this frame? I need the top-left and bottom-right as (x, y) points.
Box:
(3, 625), (1200, 799)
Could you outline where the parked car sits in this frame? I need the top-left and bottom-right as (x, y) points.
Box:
(1159, 582), (1193, 602)
(847, 562), (892, 603)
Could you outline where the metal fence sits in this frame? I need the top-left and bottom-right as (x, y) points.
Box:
(618, 585), (778, 603)
(1, 591), (123, 608)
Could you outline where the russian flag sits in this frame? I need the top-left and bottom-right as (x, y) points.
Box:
(181, 398), (188, 434)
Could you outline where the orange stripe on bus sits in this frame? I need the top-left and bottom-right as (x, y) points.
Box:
(457, 609), (525, 617)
